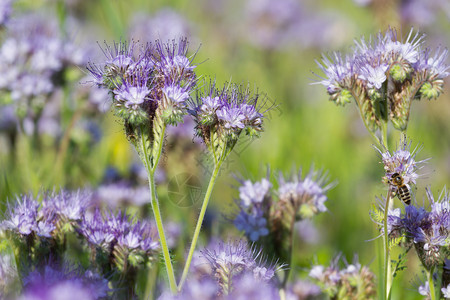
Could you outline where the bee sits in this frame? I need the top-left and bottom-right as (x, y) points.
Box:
(389, 172), (411, 205)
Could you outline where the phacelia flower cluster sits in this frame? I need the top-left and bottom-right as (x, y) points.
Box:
(233, 168), (332, 243)
(200, 240), (280, 296)
(374, 188), (450, 270)
(232, 167), (333, 273)
(1, 190), (91, 239)
(234, 178), (272, 241)
(79, 209), (159, 271)
(87, 38), (196, 127)
(315, 27), (449, 132)
(189, 81), (266, 163)
(0, 13), (89, 106)
(277, 167), (332, 218)
(309, 255), (376, 299)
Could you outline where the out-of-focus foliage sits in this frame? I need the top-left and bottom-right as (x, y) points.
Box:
(0, 0), (449, 299)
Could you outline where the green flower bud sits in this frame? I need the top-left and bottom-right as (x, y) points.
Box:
(419, 81), (442, 100)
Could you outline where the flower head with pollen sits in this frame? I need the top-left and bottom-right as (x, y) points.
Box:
(375, 136), (428, 187)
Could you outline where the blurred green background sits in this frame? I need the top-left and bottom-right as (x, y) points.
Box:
(1, 0), (449, 299)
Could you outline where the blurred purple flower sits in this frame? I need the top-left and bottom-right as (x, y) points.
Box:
(442, 283), (450, 298)
(158, 276), (218, 300)
(226, 272), (280, 300)
(234, 210), (269, 242)
(19, 265), (108, 300)
(128, 9), (193, 44)
(94, 183), (150, 207)
(2, 194), (40, 235)
(0, 0), (12, 26)
(287, 279), (322, 299)
(201, 239), (279, 293)
(278, 167), (333, 217)
(239, 178), (271, 207)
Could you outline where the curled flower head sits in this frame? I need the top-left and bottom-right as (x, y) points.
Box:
(189, 80), (268, 162)
(278, 166), (333, 218)
(78, 209), (159, 271)
(376, 136), (428, 187)
(315, 27), (449, 133)
(200, 240), (280, 295)
(309, 255), (376, 299)
(2, 194), (39, 236)
(87, 38), (197, 128)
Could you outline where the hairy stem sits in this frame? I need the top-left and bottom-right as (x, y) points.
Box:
(384, 187), (393, 300)
(140, 125), (177, 293)
(178, 161), (222, 291)
(428, 265), (436, 300)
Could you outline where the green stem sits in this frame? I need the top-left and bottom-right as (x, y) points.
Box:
(381, 121), (388, 149)
(383, 187), (393, 300)
(140, 125), (177, 293)
(178, 161), (223, 291)
(428, 266), (436, 300)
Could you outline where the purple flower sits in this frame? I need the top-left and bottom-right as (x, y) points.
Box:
(88, 38), (197, 127)
(152, 38), (196, 88)
(234, 210), (269, 242)
(200, 240), (279, 294)
(415, 47), (450, 79)
(162, 84), (190, 105)
(315, 27), (448, 133)
(309, 255), (376, 299)
(376, 136), (428, 187)
(2, 194), (39, 235)
(442, 283), (450, 298)
(79, 209), (159, 255)
(233, 177), (272, 241)
(239, 178), (271, 207)
(158, 276), (218, 300)
(42, 189), (92, 222)
(216, 106), (246, 129)
(226, 272), (280, 300)
(94, 183), (150, 207)
(287, 279), (322, 299)
(418, 281), (430, 297)
(19, 265), (109, 300)
(190, 81), (267, 153)
(278, 167), (333, 217)
(128, 9), (193, 44)
(0, 0), (13, 26)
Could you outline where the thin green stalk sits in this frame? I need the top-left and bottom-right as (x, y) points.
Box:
(178, 161), (223, 291)
(428, 266), (436, 300)
(140, 126), (177, 293)
(383, 187), (393, 300)
(381, 121), (388, 149)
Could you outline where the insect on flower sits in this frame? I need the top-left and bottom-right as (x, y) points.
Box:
(389, 172), (411, 205)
